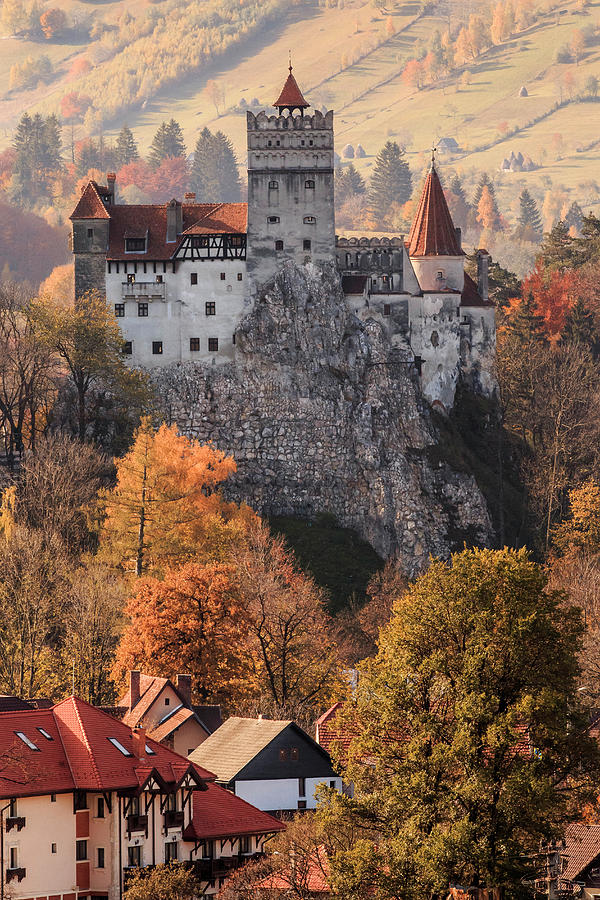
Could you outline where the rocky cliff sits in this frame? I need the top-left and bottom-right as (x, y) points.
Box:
(153, 262), (493, 571)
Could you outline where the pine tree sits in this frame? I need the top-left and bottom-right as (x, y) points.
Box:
(538, 221), (578, 271)
(449, 174), (468, 206)
(190, 128), (240, 202)
(369, 141), (412, 227)
(510, 290), (547, 347)
(75, 138), (100, 177)
(213, 131), (241, 202)
(472, 171), (496, 208)
(564, 201), (583, 234)
(115, 125), (139, 168)
(336, 163), (366, 206)
(562, 296), (598, 355)
(148, 119), (186, 169)
(517, 188), (542, 237)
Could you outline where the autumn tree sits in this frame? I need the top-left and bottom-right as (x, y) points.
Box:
(39, 7), (66, 39)
(477, 184), (501, 232)
(113, 561), (253, 703)
(39, 263), (74, 308)
(100, 418), (246, 575)
(326, 548), (600, 899)
(124, 862), (201, 900)
(205, 79), (225, 115)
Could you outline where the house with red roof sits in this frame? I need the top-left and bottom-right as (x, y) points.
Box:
(103, 670), (221, 758)
(0, 697), (283, 900)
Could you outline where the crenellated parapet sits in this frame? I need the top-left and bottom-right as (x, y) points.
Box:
(246, 109), (334, 131)
(336, 235), (405, 249)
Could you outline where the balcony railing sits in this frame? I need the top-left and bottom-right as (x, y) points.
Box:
(121, 281), (166, 300)
(6, 867), (26, 883)
(164, 810), (184, 830)
(5, 816), (26, 832)
(127, 813), (148, 834)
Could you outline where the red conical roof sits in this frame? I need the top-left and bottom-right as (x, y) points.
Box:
(408, 164), (462, 257)
(273, 66), (310, 110)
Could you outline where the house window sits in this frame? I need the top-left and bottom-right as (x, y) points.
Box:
(156, 275), (163, 283)
(9, 847), (18, 869)
(220, 272), (226, 280)
(267, 216), (280, 223)
(305, 180), (315, 189)
(190, 273), (198, 285)
(152, 341), (163, 355)
(237, 273), (243, 281)
(299, 777), (306, 797)
(303, 216), (316, 224)
(74, 790), (87, 811)
(297, 800), (307, 810)
(279, 748), (288, 761)
(50, 794), (56, 802)
(127, 273), (135, 284)
(125, 237), (146, 253)
(87, 228), (93, 240)
(97, 797), (105, 819)
(137, 303), (148, 317)
(114, 303), (125, 318)
(76, 840), (88, 862)
(208, 338), (218, 352)
(130, 796), (140, 815)
(291, 747), (299, 761)
(303, 240), (311, 251)
(123, 341), (133, 355)
(127, 845), (141, 868)
(383, 304), (391, 316)
(205, 302), (216, 316)
(164, 698), (170, 706)
(191, 235), (209, 249)
(51, 843), (57, 854)
(165, 793), (177, 812)
(165, 841), (178, 863)
(330, 780), (336, 789)
(437, 270), (444, 279)
(275, 240), (284, 251)
(240, 836), (251, 854)
(190, 338), (200, 352)
(8, 799), (17, 817)
(202, 840), (214, 859)
(97, 847), (105, 869)
(268, 181), (279, 190)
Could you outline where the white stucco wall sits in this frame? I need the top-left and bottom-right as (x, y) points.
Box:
(234, 777), (342, 812)
(408, 292), (462, 410)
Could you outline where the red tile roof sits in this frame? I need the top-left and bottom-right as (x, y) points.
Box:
(0, 696), (215, 799)
(563, 824), (600, 881)
(315, 703), (356, 760)
(70, 182), (111, 220)
(150, 707), (201, 744)
(183, 782), (285, 840)
(273, 67), (310, 110)
(461, 271), (491, 307)
(255, 846), (330, 893)
(408, 166), (462, 258)
(119, 674), (170, 727)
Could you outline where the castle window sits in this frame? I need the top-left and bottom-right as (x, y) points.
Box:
(268, 140), (272, 147)
(205, 302), (216, 316)
(125, 237), (146, 253)
(309, 140), (313, 146)
(208, 338), (219, 352)
(190, 338), (200, 351)
(305, 180), (315, 189)
(303, 216), (316, 224)
(275, 240), (284, 251)
(152, 341), (163, 355)
(268, 216), (280, 224)
(87, 228), (93, 239)
(123, 341), (133, 355)
(268, 181), (279, 190)
(190, 273), (198, 285)
(303, 239), (311, 251)
(127, 273), (135, 284)
(383, 304), (391, 316)
(138, 303), (148, 317)
(156, 275), (163, 283)
(114, 303), (125, 318)
(220, 272), (226, 281)
(237, 273), (243, 281)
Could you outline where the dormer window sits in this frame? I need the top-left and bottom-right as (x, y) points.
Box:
(191, 236), (209, 249)
(125, 237), (147, 253)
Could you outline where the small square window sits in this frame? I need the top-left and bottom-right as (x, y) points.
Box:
(152, 341), (163, 355)
(303, 240), (311, 251)
(97, 847), (105, 869)
(114, 303), (125, 318)
(50, 794), (56, 802)
(220, 272), (226, 281)
(237, 273), (243, 281)
(298, 800), (307, 810)
(127, 273), (135, 284)
(156, 275), (163, 283)
(205, 302), (216, 316)
(383, 304), (391, 316)
(76, 840), (87, 862)
(330, 780), (337, 788)
(51, 843), (57, 854)
(87, 228), (93, 239)
(165, 698), (170, 706)
(275, 240), (284, 251)
(268, 181), (278, 190)
(267, 216), (280, 224)
(123, 341), (133, 355)
(190, 337), (200, 352)
(190, 273), (198, 285)
(208, 338), (218, 352)
(138, 303), (148, 317)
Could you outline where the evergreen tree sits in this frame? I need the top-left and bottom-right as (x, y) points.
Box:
(114, 125), (139, 168)
(518, 188), (542, 233)
(564, 201), (583, 234)
(510, 290), (547, 347)
(148, 119), (186, 169)
(369, 141), (412, 226)
(472, 171), (496, 208)
(75, 138), (100, 177)
(562, 296), (599, 356)
(43, 114), (62, 172)
(213, 131), (241, 202)
(538, 220), (578, 271)
(449, 173), (468, 206)
(12, 111), (61, 201)
(336, 163), (366, 207)
(190, 128), (241, 202)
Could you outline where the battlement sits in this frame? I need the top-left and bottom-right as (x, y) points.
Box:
(336, 235), (405, 249)
(246, 110), (334, 131)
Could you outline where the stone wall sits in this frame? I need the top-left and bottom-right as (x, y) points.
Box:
(153, 262), (493, 570)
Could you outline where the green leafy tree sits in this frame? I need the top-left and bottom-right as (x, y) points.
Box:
(369, 141), (412, 227)
(327, 548), (600, 900)
(115, 125), (139, 168)
(148, 119), (186, 169)
(124, 862), (201, 900)
(517, 188), (543, 239)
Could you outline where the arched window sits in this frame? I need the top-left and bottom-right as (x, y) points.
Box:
(305, 180), (315, 189)
(303, 216), (316, 224)
(269, 181), (279, 190)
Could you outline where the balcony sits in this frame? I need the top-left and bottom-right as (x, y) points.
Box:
(164, 810), (184, 830)
(6, 867), (26, 883)
(121, 281), (166, 301)
(5, 816), (25, 832)
(127, 813), (148, 834)
(190, 855), (262, 881)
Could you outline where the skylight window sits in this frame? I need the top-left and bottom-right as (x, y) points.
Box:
(108, 737), (132, 757)
(15, 731), (39, 751)
(145, 745), (156, 756)
(37, 727), (53, 741)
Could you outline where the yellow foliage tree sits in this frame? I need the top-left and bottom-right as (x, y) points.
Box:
(553, 479), (600, 555)
(39, 263), (74, 308)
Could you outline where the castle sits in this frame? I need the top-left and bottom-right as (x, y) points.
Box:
(71, 65), (495, 411)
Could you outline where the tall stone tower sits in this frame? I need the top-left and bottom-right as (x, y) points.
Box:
(70, 176), (114, 300)
(246, 65), (335, 293)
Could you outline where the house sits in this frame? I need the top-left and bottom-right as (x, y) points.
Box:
(104, 670), (221, 757)
(188, 717), (342, 815)
(540, 824), (600, 899)
(0, 696), (284, 900)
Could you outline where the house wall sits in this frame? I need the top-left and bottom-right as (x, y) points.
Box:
(234, 776), (342, 812)
(133, 683), (182, 731)
(171, 720), (209, 758)
(234, 725), (338, 783)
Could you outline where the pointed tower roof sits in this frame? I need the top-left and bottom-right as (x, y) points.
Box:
(273, 63), (310, 114)
(408, 161), (462, 257)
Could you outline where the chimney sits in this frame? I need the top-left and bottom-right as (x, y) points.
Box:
(184, 192), (196, 202)
(454, 227), (462, 250)
(130, 670), (140, 710)
(166, 198), (183, 243)
(477, 249), (490, 302)
(132, 725), (146, 761)
(106, 172), (116, 204)
(176, 674), (192, 707)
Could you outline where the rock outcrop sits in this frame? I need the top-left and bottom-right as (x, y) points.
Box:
(153, 262), (493, 571)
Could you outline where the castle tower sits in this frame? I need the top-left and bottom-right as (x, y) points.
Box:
(246, 65), (335, 292)
(70, 178), (114, 300)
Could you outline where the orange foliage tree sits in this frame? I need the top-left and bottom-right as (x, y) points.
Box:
(402, 58), (424, 90)
(100, 418), (254, 576)
(40, 7), (67, 39)
(113, 562), (255, 703)
(521, 263), (576, 338)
